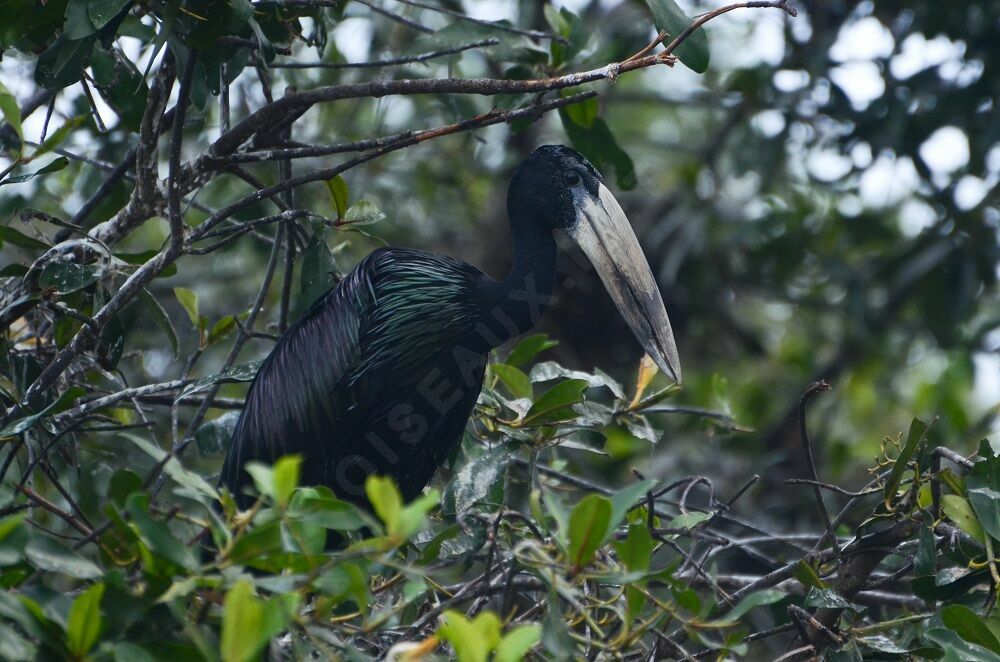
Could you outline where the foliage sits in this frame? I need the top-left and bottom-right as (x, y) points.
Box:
(0, 0), (998, 659)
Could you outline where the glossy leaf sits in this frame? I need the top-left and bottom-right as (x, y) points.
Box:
(325, 174), (349, 218)
(490, 363), (532, 400)
(39, 261), (97, 294)
(0, 156), (69, 186)
(567, 493), (612, 569)
(884, 417), (930, 503)
(504, 333), (558, 368)
(0, 225), (50, 249)
(66, 583), (104, 657)
(300, 234), (337, 309)
(172, 287), (200, 327)
(366, 475), (403, 535)
(221, 581), (268, 662)
(942, 605), (1000, 654)
(34, 35), (96, 89)
(559, 110), (636, 190)
(140, 288), (179, 358)
(494, 624), (541, 662)
(641, 0), (711, 73)
(942, 494), (986, 543)
(523, 378), (588, 425)
(177, 360), (263, 399)
(195, 411), (239, 456)
(343, 200), (385, 226)
(0, 81), (22, 144)
(88, 0), (131, 30)
(24, 534), (101, 579)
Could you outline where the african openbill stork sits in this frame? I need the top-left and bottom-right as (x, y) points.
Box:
(220, 145), (681, 506)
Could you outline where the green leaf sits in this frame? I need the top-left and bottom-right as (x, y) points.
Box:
(943, 605), (1000, 654)
(24, 533), (101, 579)
(90, 47), (147, 132)
(0, 81), (22, 144)
(803, 587), (863, 612)
(713, 588), (786, 625)
(438, 610), (502, 662)
(607, 479), (656, 540)
(0, 386), (86, 437)
(495, 624), (541, 662)
(523, 378), (588, 425)
(126, 492), (198, 570)
(490, 364), (532, 400)
(66, 582), (104, 657)
(969, 487), (1000, 542)
(289, 487), (372, 532)
(943, 494), (987, 543)
(107, 468), (142, 507)
(315, 561), (371, 609)
(640, 0), (711, 73)
(299, 234), (337, 308)
(272, 455), (301, 508)
(0, 156), (69, 186)
(614, 522), (654, 572)
(64, 0), (97, 39)
(38, 261), (97, 294)
(567, 494), (612, 569)
(559, 111), (636, 190)
(793, 559), (827, 590)
(505, 334), (558, 368)
(139, 288), (179, 358)
(366, 475), (402, 535)
(194, 411), (239, 456)
(529, 361), (624, 399)
(221, 581), (268, 662)
(88, 0), (131, 30)
(443, 445), (512, 516)
(172, 287), (199, 327)
(562, 93), (598, 128)
(0, 263), (28, 278)
(0, 622), (35, 661)
(0, 515), (28, 566)
(925, 627), (1000, 662)
(0, 225), (50, 249)
(227, 520), (283, 565)
(31, 115), (86, 160)
(34, 35), (97, 89)
(325, 175), (349, 218)
(396, 490), (440, 540)
(119, 432), (219, 502)
(208, 315), (237, 346)
(884, 417), (930, 503)
(343, 200), (386, 226)
(177, 360), (262, 400)
(667, 511), (711, 530)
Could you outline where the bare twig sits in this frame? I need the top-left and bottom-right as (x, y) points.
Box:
(270, 38), (498, 69)
(797, 380), (838, 554)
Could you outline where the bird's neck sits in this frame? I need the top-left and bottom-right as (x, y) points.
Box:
(477, 212), (557, 349)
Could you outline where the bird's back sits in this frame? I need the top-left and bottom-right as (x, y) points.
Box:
(220, 247), (489, 505)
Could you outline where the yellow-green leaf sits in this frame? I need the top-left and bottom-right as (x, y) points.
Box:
(66, 582), (104, 656)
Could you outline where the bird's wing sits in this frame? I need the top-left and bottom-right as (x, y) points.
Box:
(219, 247), (484, 504)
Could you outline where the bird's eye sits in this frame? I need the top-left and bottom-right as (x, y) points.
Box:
(563, 171), (581, 186)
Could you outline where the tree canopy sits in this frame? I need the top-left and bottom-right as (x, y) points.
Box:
(0, 0), (998, 659)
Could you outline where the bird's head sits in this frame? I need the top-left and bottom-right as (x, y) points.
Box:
(509, 144), (682, 384)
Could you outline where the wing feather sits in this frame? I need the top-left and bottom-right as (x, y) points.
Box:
(220, 247), (485, 504)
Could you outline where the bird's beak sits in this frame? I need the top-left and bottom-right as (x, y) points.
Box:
(567, 183), (682, 384)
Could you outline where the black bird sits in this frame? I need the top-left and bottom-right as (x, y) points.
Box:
(220, 145), (681, 506)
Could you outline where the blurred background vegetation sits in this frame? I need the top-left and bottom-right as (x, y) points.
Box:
(1, 0), (999, 658)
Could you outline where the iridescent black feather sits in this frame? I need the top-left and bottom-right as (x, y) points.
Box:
(220, 247), (489, 505)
